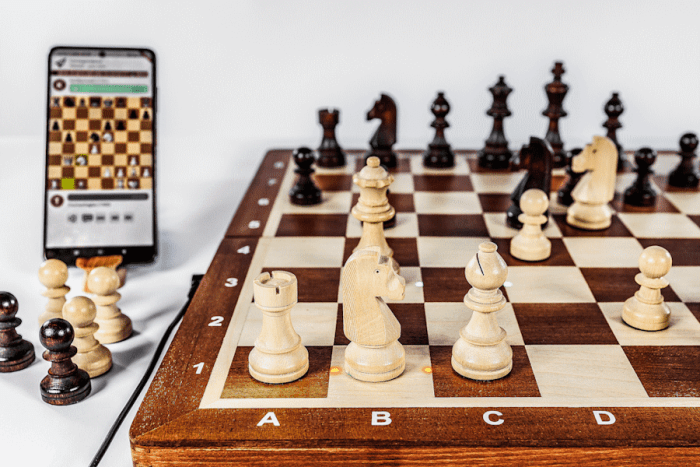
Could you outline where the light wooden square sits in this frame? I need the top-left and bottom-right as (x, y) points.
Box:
(87, 179), (101, 190)
(89, 108), (101, 119)
(74, 166), (88, 178)
(417, 236), (489, 267)
(425, 302), (524, 346)
(114, 155), (128, 166)
(505, 266), (595, 303)
(128, 120), (141, 131)
(617, 213), (700, 238)
(414, 192), (482, 214)
(127, 143), (141, 154)
(141, 178), (153, 189)
(409, 156), (470, 175)
(563, 237), (644, 267)
(114, 109), (127, 119)
(665, 193), (700, 215)
(469, 173), (522, 193)
(598, 302), (700, 346)
(115, 132), (127, 143)
(666, 266), (700, 303)
(75, 119), (88, 131)
(238, 302), (338, 347)
(48, 142), (62, 155)
(263, 237), (345, 268)
(47, 166), (61, 178)
(483, 213), (562, 239)
(526, 345), (648, 398)
(101, 143), (115, 155)
(62, 108), (76, 119)
(283, 192), (352, 214)
(75, 143), (88, 154)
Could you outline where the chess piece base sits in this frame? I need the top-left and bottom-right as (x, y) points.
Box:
(0, 342), (35, 373)
(40, 370), (91, 405)
(73, 347), (113, 378)
(94, 315), (132, 344)
(344, 340), (405, 382)
(248, 345), (309, 384)
(452, 355), (513, 381)
(510, 235), (551, 262)
(567, 201), (612, 230)
(452, 334), (513, 381)
(423, 146), (455, 168)
(477, 149), (512, 170)
(668, 169), (700, 188)
(622, 296), (670, 331)
(316, 151), (346, 168)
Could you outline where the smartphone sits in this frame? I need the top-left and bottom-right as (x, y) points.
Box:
(44, 46), (157, 266)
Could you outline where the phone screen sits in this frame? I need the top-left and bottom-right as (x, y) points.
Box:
(44, 47), (157, 265)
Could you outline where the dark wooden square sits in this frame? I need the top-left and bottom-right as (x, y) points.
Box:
(89, 120), (101, 130)
(418, 214), (489, 237)
(478, 193), (512, 213)
(62, 120), (75, 130)
(76, 131), (88, 142)
(276, 214), (348, 237)
(62, 142), (74, 154)
(140, 120), (153, 131)
(413, 175), (473, 192)
(687, 303), (700, 322)
(513, 303), (618, 345)
(691, 215), (700, 229)
(50, 107), (62, 118)
(128, 131), (140, 142)
(431, 346), (540, 397)
(552, 213), (633, 237)
(101, 108), (114, 119)
(49, 131), (61, 142)
(315, 174), (352, 191)
(115, 143), (127, 154)
(140, 143), (152, 154)
(221, 346), (332, 398)
(623, 346), (700, 397)
(343, 237), (418, 267)
(492, 238), (576, 266)
(76, 107), (87, 118)
(466, 158), (512, 174)
(638, 238), (700, 266)
(101, 155), (114, 165)
(580, 268), (681, 303)
(261, 267), (340, 303)
(611, 193), (680, 213)
(88, 167), (100, 177)
(61, 167), (74, 178)
(421, 267), (508, 303)
(101, 179), (114, 189)
(334, 303), (428, 346)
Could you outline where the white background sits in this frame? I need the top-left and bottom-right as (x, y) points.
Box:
(1, 1), (699, 466)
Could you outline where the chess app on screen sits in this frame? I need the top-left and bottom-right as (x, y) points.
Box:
(44, 47), (157, 265)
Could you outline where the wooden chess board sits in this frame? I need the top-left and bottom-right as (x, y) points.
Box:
(130, 149), (700, 465)
(47, 96), (153, 190)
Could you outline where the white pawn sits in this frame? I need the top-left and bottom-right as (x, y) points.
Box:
(88, 267), (132, 343)
(38, 259), (70, 324)
(63, 296), (112, 377)
(452, 242), (512, 381)
(249, 271), (308, 384)
(510, 188), (551, 262)
(622, 246), (672, 331)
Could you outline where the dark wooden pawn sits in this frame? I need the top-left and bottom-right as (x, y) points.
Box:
(668, 133), (699, 188)
(423, 92), (455, 168)
(556, 148), (584, 206)
(40, 318), (91, 405)
(365, 94), (398, 169)
(478, 76), (513, 169)
(507, 137), (553, 229)
(0, 292), (35, 372)
(316, 109), (346, 168)
(289, 147), (322, 206)
(602, 92), (626, 171)
(624, 148), (657, 206)
(542, 62), (569, 168)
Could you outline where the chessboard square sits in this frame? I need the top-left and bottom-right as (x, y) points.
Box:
(334, 304), (429, 346)
(283, 192), (352, 215)
(140, 132), (153, 144)
(115, 132), (127, 143)
(689, 303), (700, 322)
(692, 215), (700, 229)
(653, 153), (682, 176)
(431, 346), (540, 397)
(420, 268), (506, 303)
(617, 213), (700, 238)
(342, 237), (419, 267)
(414, 192), (482, 215)
(260, 267), (341, 302)
(409, 155), (470, 175)
(418, 214), (489, 237)
(387, 267), (424, 304)
(327, 345), (435, 404)
(563, 237), (644, 267)
(127, 143), (141, 154)
(88, 155), (101, 166)
(664, 192), (700, 215)
(74, 166), (88, 178)
(478, 193), (512, 213)
(127, 120), (141, 131)
(221, 346), (332, 399)
(88, 108), (101, 119)
(87, 179), (101, 190)
(513, 303), (618, 345)
(525, 345), (648, 398)
(345, 213), (419, 238)
(114, 108), (127, 119)
(263, 237), (345, 268)
(611, 193), (680, 214)
(469, 173), (522, 193)
(75, 119), (88, 131)
(483, 213), (562, 239)
(313, 174), (352, 191)
(277, 214), (348, 237)
(666, 266), (700, 303)
(506, 267), (595, 303)
(599, 302), (700, 346)
(425, 302), (524, 346)
(102, 143), (115, 155)
(141, 178), (153, 189)
(622, 346), (700, 397)
(75, 143), (88, 154)
(350, 193), (416, 213)
(62, 107), (76, 119)
(492, 238), (575, 267)
(637, 238), (700, 267)
(417, 236), (490, 268)
(127, 97), (140, 108)
(47, 166), (61, 179)
(552, 214), (633, 237)
(413, 175), (473, 192)
(580, 268), (681, 303)
(239, 302), (338, 347)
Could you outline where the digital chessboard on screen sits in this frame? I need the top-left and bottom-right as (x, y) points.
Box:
(130, 149), (700, 466)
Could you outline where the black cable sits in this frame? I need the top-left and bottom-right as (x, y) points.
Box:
(89, 274), (204, 467)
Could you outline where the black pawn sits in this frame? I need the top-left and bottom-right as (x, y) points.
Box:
(116, 120), (126, 131)
(40, 318), (91, 405)
(602, 92), (626, 171)
(129, 109), (138, 119)
(423, 92), (455, 168)
(623, 148), (657, 207)
(289, 147), (321, 206)
(556, 148), (584, 206)
(0, 292), (35, 372)
(668, 133), (700, 188)
(478, 76), (513, 169)
(64, 133), (73, 143)
(104, 121), (112, 131)
(542, 62), (569, 168)
(143, 110), (150, 120)
(316, 109), (345, 168)
(52, 121), (60, 131)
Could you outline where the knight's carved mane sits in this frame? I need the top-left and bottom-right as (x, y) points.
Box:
(572, 136), (617, 202)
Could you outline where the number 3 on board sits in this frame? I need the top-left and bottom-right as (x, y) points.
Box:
(225, 278), (238, 287)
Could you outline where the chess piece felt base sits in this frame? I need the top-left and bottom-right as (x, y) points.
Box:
(477, 149), (513, 170)
(622, 295), (670, 331)
(248, 345), (309, 384)
(344, 340), (405, 383)
(566, 201), (612, 230)
(423, 145), (455, 168)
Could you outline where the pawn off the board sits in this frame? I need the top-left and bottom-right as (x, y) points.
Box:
(38, 259), (70, 324)
(510, 189), (551, 262)
(622, 246), (672, 331)
(40, 318), (91, 405)
(88, 267), (132, 344)
(0, 292), (35, 372)
(63, 296), (112, 378)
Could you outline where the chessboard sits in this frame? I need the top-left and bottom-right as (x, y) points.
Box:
(130, 149), (700, 465)
(46, 95), (153, 191)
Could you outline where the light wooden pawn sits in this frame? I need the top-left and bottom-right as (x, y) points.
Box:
(352, 156), (399, 273)
(38, 259), (70, 324)
(510, 188), (551, 262)
(249, 271), (308, 384)
(62, 296), (112, 377)
(622, 246), (672, 331)
(87, 267), (132, 344)
(452, 242), (512, 381)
